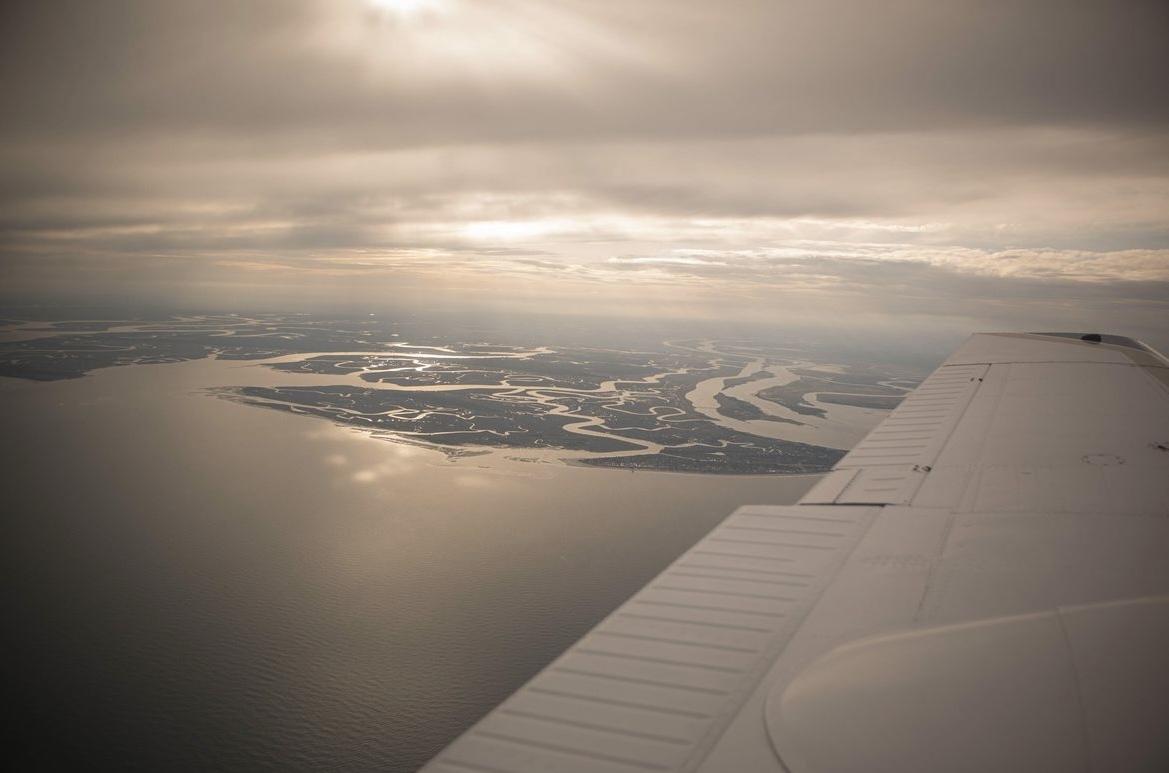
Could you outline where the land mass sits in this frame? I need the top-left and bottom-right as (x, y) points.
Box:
(0, 312), (919, 474)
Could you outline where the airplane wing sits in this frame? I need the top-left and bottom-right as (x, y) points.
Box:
(421, 332), (1169, 773)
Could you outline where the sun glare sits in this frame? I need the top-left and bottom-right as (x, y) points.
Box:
(461, 219), (568, 241)
(367, 0), (447, 17)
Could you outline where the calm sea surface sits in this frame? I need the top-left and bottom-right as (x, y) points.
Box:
(1, 357), (816, 771)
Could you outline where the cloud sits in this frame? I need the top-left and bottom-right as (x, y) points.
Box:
(3, 1), (1167, 145)
(0, 0), (1166, 346)
(608, 256), (727, 267)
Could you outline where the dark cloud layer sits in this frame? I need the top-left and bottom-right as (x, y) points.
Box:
(4, 1), (1167, 142)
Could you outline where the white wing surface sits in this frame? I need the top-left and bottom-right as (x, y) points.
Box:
(422, 333), (1169, 773)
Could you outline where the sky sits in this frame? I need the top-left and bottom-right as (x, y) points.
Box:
(2, 0), (1167, 343)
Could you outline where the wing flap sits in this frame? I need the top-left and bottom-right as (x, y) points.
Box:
(803, 362), (987, 505)
(419, 505), (878, 773)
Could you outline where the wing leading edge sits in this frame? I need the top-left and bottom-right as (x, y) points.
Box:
(423, 333), (1169, 773)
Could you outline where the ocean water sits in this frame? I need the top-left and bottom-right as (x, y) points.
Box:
(1, 357), (816, 771)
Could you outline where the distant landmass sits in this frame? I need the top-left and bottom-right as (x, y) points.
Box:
(0, 311), (919, 474)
